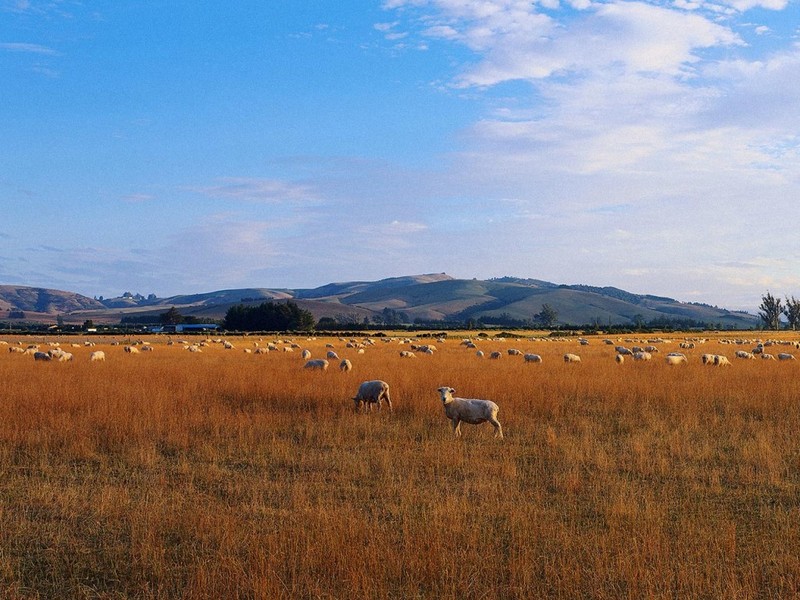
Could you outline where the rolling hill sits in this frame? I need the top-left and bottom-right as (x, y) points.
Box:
(0, 275), (760, 328)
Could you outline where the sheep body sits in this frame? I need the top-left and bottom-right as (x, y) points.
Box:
(339, 358), (353, 372)
(303, 359), (329, 371)
(563, 353), (581, 363)
(353, 380), (392, 412)
(437, 387), (502, 438)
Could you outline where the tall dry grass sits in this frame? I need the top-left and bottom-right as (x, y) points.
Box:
(0, 333), (799, 598)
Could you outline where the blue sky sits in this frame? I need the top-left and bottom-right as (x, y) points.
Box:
(2, 0), (800, 310)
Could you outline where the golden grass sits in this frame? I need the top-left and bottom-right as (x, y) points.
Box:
(0, 333), (799, 599)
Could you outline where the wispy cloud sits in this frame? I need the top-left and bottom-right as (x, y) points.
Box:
(0, 42), (57, 54)
(194, 178), (320, 204)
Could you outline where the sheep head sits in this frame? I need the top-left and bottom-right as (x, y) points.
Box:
(437, 387), (455, 403)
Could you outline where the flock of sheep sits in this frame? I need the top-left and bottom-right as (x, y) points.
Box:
(4, 333), (798, 439)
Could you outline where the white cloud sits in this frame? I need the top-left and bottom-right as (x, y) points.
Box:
(194, 178), (320, 204)
(0, 42), (56, 54)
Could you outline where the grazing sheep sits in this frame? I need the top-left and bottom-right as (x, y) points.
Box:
(524, 353), (542, 363)
(778, 353), (796, 361)
(563, 353), (581, 363)
(701, 354), (715, 365)
(304, 359), (329, 371)
(476, 350), (485, 358)
(301, 349), (312, 360)
(761, 353), (775, 360)
(33, 351), (52, 361)
(735, 350), (755, 360)
(326, 350), (339, 360)
(615, 354), (624, 364)
(489, 351), (502, 360)
(399, 350), (416, 358)
(633, 351), (652, 361)
(714, 355), (731, 366)
(507, 348), (522, 356)
(437, 387), (502, 439)
(90, 351), (106, 362)
(353, 380), (392, 412)
(339, 358), (353, 372)
(615, 346), (633, 356)
(124, 345), (139, 354)
(665, 354), (687, 365)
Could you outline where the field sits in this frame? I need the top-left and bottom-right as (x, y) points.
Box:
(1, 332), (799, 599)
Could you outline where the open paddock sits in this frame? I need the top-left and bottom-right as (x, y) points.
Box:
(1, 331), (799, 598)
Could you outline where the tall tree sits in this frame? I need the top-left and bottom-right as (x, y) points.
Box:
(534, 304), (558, 328)
(758, 292), (783, 330)
(784, 295), (800, 331)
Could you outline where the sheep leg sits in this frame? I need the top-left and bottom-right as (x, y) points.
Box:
(383, 391), (392, 411)
(452, 419), (461, 438)
(489, 417), (503, 439)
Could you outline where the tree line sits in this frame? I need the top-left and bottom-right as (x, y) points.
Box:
(758, 292), (800, 330)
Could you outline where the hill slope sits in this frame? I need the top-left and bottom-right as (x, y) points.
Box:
(0, 275), (759, 328)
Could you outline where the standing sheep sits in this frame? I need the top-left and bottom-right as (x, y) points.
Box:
(339, 358), (353, 372)
(90, 351), (106, 362)
(353, 380), (392, 412)
(303, 359), (329, 371)
(437, 387), (502, 439)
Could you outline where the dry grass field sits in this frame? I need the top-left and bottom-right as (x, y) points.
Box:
(0, 332), (799, 599)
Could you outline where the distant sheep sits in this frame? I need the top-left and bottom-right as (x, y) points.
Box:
(301, 349), (312, 360)
(713, 355), (731, 366)
(124, 346), (139, 354)
(437, 387), (502, 439)
(90, 351), (106, 362)
(563, 353), (581, 363)
(476, 350), (485, 358)
(399, 350), (416, 358)
(326, 350), (339, 360)
(615, 354), (624, 364)
(33, 351), (52, 361)
(778, 353), (796, 361)
(665, 354), (687, 365)
(507, 348), (522, 356)
(735, 350), (755, 360)
(489, 351), (502, 360)
(524, 353), (542, 363)
(633, 351), (652, 361)
(303, 359), (329, 371)
(353, 380), (392, 412)
(339, 358), (353, 372)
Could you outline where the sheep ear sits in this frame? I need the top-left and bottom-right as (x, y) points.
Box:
(449, 388), (455, 394)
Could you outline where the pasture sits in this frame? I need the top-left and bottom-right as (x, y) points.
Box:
(0, 332), (799, 598)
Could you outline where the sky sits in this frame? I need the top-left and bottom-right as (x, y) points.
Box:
(2, 0), (800, 311)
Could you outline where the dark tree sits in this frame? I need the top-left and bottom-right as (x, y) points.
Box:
(223, 301), (315, 331)
(784, 295), (800, 331)
(758, 292), (783, 330)
(534, 304), (558, 328)
(160, 307), (184, 325)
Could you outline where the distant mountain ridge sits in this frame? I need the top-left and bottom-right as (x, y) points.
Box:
(0, 275), (759, 328)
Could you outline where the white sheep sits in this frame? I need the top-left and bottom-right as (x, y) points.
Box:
(33, 351), (52, 361)
(326, 350), (339, 360)
(489, 351), (502, 360)
(524, 353), (542, 363)
(633, 351), (652, 361)
(777, 353), (796, 361)
(615, 354), (624, 364)
(714, 355), (731, 366)
(301, 349), (312, 360)
(303, 359), (329, 371)
(665, 354), (687, 365)
(735, 350), (755, 360)
(507, 348), (522, 356)
(353, 380), (392, 412)
(124, 345), (139, 354)
(339, 358), (353, 372)
(399, 350), (416, 358)
(437, 387), (502, 439)
(90, 350), (106, 362)
(563, 353), (581, 363)
(476, 350), (485, 358)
